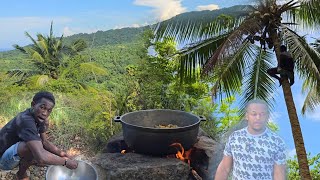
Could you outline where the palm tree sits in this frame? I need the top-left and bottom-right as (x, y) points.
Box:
(10, 22), (87, 81)
(154, 0), (320, 179)
(302, 38), (320, 114)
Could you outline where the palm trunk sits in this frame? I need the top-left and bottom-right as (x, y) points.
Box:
(281, 79), (311, 180)
(270, 33), (312, 179)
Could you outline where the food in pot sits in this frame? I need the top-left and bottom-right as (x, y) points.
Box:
(155, 124), (178, 128)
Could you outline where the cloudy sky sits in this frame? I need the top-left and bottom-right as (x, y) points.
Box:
(0, 0), (254, 49)
(1, 0), (319, 157)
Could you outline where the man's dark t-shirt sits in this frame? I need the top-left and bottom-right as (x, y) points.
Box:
(0, 108), (47, 157)
(280, 51), (294, 71)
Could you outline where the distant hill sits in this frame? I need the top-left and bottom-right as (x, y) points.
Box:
(0, 48), (13, 52)
(65, 5), (251, 48)
(161, 5), (251, 25)
(63, 27), (149, 48)
(65, 5), (250, 47)
(0, 5), (250, 57)
(0, 4), (251, 90)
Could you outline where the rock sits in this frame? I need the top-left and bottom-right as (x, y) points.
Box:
(93, 153), (191, 180)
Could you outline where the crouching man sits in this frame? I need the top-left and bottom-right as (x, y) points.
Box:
(0, 91), (78, 180)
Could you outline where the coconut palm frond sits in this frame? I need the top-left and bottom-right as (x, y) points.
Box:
(202, 17), (263, 74)
(12, 22), (87, 80)
(6, 69), (29, 77)
(210, 41), (253, 101)
(31, 51), (45, 62)
(153, 5), (254, 43)
(37, 36), (49, 54)
(239, 45), (276, 116)
(70, 39), (88, 54)
(281, 26), (320, 86)
(6, 69), (42, 85)
(12, 44), (27, 54)
(196, 14), (241, 40)
(279, 0), (300, 12)
(80, 62), (108, 75)
(26, 75), (50, 87)
(298, 0), (320, 27)
(302, 84), (320, 114)
(24, 32), (39, 48)
(177, 32), (230, 82)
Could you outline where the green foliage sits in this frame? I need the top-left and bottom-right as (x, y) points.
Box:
(197, 96), (240, 139)
(61, 90), (121, 149)
(64, 27), (148, 48)
(0, 89), (31, 119)
(11, 22), (87, 81)
(287, 153), (320, 180)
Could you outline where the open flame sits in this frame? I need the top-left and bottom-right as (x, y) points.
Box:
(169, 143), (193, 165)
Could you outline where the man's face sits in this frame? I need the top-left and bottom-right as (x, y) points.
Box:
(32, 98), (54, 123)
(245, 103), (269, 135)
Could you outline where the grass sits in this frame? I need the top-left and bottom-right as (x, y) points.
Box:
(0, 90), (121, 152)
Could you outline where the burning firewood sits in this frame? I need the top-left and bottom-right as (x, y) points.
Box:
(169, 143), (193, 165)
(191, 169), (202, 180)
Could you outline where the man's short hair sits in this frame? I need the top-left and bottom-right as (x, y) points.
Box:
(32, 91), (55, 105)
(245, 99), (269, 114)
(280, 45), (287, 52)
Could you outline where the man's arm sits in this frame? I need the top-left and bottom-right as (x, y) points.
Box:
(26, 140), (77, 169)
(214, 155), (233, 180)
(274, 164), (286, 180)
(40, 132), (70, 158)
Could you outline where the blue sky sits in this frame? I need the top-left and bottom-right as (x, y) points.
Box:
(0, 0), (319, 157)
(0, 0), (253, 49)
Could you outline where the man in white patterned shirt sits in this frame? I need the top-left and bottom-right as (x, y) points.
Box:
(215, 99), (286, 180)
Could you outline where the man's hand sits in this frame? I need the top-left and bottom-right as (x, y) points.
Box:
(66, 159), (78, 169)
(60, 151), (73, 159)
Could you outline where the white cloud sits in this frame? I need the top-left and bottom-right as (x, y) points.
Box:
(133, 0), (186, 21)
(196, 4), (220, 11)
(293, 88), (320, 122)
(63, 27), (75, 36)
(302, 108), (320, 122)
(62, 26), (99, 36)
(113, 22), (149, 30)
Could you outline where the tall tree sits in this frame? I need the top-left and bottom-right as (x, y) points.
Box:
(11, 22), (87, 80)
(154, 0), (320, 179)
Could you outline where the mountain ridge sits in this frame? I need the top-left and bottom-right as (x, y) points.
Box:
(0, 5), (250, 55)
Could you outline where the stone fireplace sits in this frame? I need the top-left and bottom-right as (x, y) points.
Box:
(93, 128), (223, 180)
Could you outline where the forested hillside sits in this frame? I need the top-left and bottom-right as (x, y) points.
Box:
(0, 5), (246, 150)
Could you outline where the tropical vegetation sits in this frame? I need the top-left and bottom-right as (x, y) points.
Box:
(154, 0), (320, 179)
(0, 3), (319, 179)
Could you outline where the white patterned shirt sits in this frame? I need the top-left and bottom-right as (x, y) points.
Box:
(224, 127), (286, 180)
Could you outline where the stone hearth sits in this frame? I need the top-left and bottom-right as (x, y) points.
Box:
(92, 128), (221, 180)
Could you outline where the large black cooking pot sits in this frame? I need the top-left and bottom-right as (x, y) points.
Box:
(114, 109), (205, 155)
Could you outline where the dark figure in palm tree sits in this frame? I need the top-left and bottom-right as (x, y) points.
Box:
(267, 45), (295, 86)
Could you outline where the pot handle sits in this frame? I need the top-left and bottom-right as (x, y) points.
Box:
(199, 115), (206, 121)
(114, 116), (121, 122)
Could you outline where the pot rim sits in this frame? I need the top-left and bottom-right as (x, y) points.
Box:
(118, 109), (202, 131)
